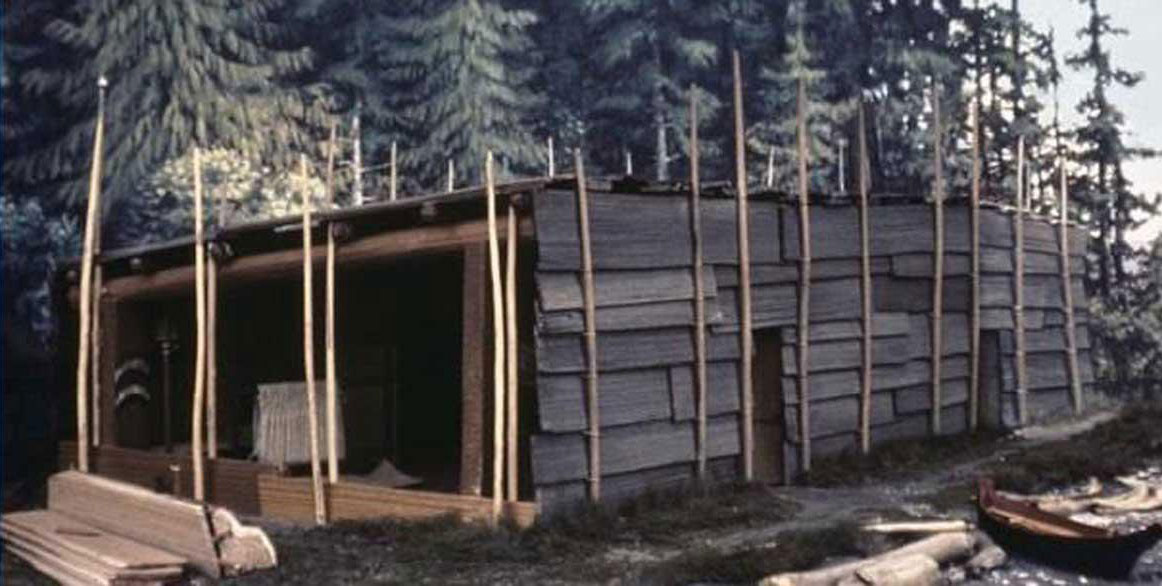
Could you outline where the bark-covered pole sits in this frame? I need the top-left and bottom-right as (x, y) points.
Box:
(795, 76), (813, 472)
(301, 155), (327, 524)
(325, 122), (340, 485)
(1059, 163), (1083, 413)
(689, 85), (708, 480)
(969, 102), (983, 431)
(575, 150), (601, 502)
(931, 84), (946, 435)
(75, 76), (108, 471)
(191, 147), (207, 500)
(1014, 137), (1028, 424)
(733, 51), (755, 480)
(857, 101), (873, 454)
(485, 152), (506, 523)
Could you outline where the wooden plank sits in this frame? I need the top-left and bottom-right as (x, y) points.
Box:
(538, 298), (722, 334)
(460, 244), (486, 496)
(782, 336), (912, 375)
(892, 253), (971, 278)
(784, 395), (893, 440)
(669, 362), (741, 419)
(3, 510), (186, 570)
(716, 278), (864, 329)
(782, 206), (972, 259)
(536, 267), (716, 312)
(871, 277), (970, 313)
(537, 327), (738, 374)
(895, 379), (970, 415)
(713, 258), (890, 287)
(536, 369), (671, 432)
(781, 314), (910, 343)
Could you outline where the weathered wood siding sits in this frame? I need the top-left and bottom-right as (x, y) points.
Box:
(531, 189), (1092, 513)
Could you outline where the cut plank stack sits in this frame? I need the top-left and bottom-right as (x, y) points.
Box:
(1, 471), (277, 584)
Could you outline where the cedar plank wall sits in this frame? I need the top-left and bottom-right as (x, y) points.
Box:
(530, 188), (1093, 514)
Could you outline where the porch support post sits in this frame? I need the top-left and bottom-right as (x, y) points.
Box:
(460, 243), (487, 496)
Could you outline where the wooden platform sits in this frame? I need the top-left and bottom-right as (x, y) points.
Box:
(59, 444), (537, 527)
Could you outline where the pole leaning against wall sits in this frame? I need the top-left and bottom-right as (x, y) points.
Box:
(75, 77), (107, 472)
(795, 76), (813, 473)
(192, 148), (208, 501)
(485, 152), (507, 523)
(575, 151), (601, 501)
(969, 103), (983, 431)
(930, 84), (946, 435)
(689, 85), (709, 480)
(732, 51), (755, 481)
(857, 101), (873, 454)
(300, 155), (327, 525)
(1014, 137), (1028, 424)
(325, 122), (340, 485)
(1059, 164), (1084, 413)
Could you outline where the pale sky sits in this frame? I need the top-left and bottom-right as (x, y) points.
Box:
(1015, 0), (1162, 247)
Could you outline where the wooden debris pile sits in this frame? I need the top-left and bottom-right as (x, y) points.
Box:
(1, 471), (276, 584)
(1008, 476), (1162, 515)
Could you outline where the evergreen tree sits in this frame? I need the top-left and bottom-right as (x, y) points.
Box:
(382, 0), (544, 191)
(4, 0), (318, 218)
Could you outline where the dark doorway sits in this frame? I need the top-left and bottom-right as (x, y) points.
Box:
(752, 328), (785, 484)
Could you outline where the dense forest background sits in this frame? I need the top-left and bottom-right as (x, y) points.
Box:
(3, 0), (1161, 470)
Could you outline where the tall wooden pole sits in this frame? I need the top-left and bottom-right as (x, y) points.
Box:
(1014, 137), (1028, 424)
(352, 106), (363, 206)
(390, 140), (399, 202)
(206, 215), (217, 460)
(733, 51), (754, 481)
(931, 84), (946, 435)
(76, 77), (107, 471)
(547, 137), (556, 178)
(1059, 163), (1083, 413)
(857, 102), (873, 454)
(795, 76), (812, 472)
(969, 103), (983, 431)
(505, 204), (519, 501)
(485, 152), (506, 522)
(325, 123), (340, 485)
(575, 151), (601, 502)
(301, 155), (326, 524)
(191, 148), (207, 500)
(689, 85), (708, 480)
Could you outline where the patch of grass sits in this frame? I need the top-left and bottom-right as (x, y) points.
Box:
(988, 405), (1162, 493)
(800, 430), (1006, 488)
(640, 523), (864, 585)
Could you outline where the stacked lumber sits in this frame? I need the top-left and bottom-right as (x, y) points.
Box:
(0, 471), (277, 584)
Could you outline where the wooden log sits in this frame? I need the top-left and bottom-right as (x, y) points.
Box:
(966, 543), (1007, 576)
(838, 553), (939, 586)
(299, 154), (326, 525)
(325, 125), (340, 485)
(795, 75), (812, 472)
(191, 147), (208, 501)
(931, 84), (945, 435)
(75, 77), (107, 472)
(759, 532), (976, 586)
(969, 102), (982, 431)
(1059, 163), (1083, 413)
(690, 84), (708, 480)
(505, 204), (518, 501)
(734, 50), (754, 481)
(1014, 136), (1028, 424)
(485, 152), (506, 523)
(857, 101), (873, 454)
(861, 520), (971, 534)
(575, 150), (601, 502)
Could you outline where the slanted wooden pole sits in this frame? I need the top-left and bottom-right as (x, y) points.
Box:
(448, 159), (456, 193)
(75, 77), (107, 472)
(969, 103), (983, 430)
(931, 84), (946, 435)
(795, 76), (812, 472)
(191, 147), (207, 500)
(857, 101), (873, 454)
(733, 51), (755, 481)
(689, 85), (708, 480)
(575, 150), (601, 502)
(485, 152), (506, 523)
(352, 106), (364, 206)
(547, 137), (556, 177)
(325, 123), (340, 485)
(300, 155), (327, 525)
(90, 217), (103, 448)
(1059, 163), (1083, 413)
(505, 204), (519, 501)
(390, 140), (398, 202)
(1014, 137), (1028, 424)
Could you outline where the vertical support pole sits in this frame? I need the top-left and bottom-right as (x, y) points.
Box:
(548, 137), (556, 178)
(575, 151), (601, 502)
(505, 205), (519, 501)
(191, 148), (207, 501)
(325, 124), (340, 485)
(206, 234), (217, 461)
(857, 102), (873, 454)
(352, 105), (363, 206)
(969, 102), (983, 431)
(300, 155), (326, 524)
(931, 84), (946, 435)
(448, 159), (456, 193)
(460, 244), (485, 496)
(795, 76), (812, 473)
(1014, 137), (1028, 424)
(689, 85), (708, 480)
(733, 51), (754, 481)
(484, 152), (506, 523)
(75, 77), (107, 472)
(91, 258), (102, 447)
(1059, 163), (1083, 413)
(390, 140), (398, 202)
